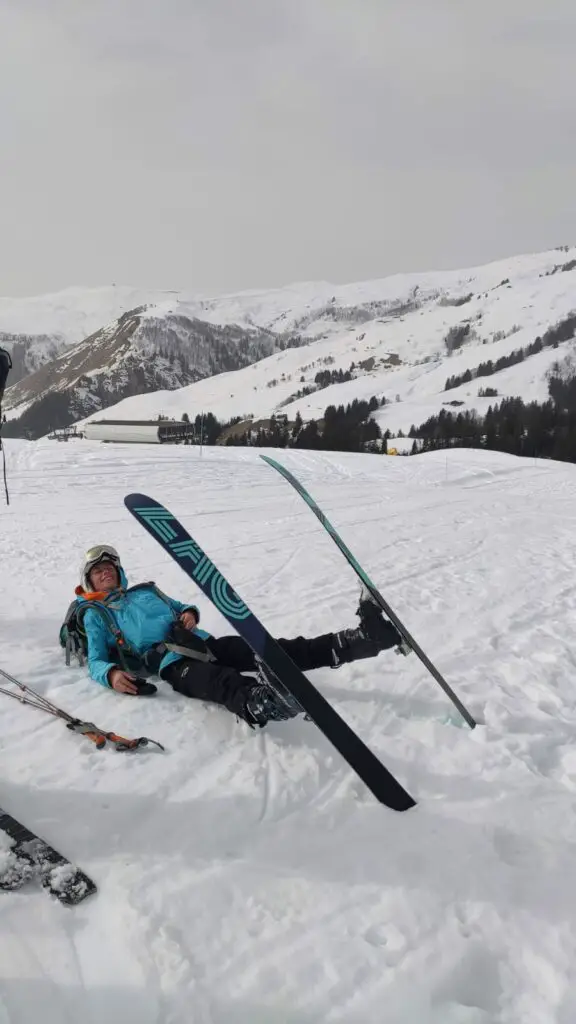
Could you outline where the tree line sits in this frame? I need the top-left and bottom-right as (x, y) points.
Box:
(196, 397), (386, 453)
(409, 366), (576, 463)
(444, 312), (576, 391)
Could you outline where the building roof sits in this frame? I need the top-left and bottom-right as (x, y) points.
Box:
(86, 419), (189, 427)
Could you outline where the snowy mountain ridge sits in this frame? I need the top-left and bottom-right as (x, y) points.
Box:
(81, 246), (576, 437)
(2, 245), (576, 437)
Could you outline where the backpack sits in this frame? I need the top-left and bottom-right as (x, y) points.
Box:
(59, 583), (177, 676)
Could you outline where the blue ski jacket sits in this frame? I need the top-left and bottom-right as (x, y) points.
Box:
(78, 567), (210, 687)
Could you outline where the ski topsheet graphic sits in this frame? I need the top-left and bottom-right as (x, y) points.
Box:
(260, 454), (476, 730)
(124, 492), (416, 812)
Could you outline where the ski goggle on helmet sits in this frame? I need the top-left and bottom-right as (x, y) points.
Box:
(81, 544), (121, 590)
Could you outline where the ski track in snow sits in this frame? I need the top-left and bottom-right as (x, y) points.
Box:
(2, 439), (576, 1022)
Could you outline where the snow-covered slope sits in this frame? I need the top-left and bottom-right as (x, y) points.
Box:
(2, 440), (576, 1022)
(131, 248), (576, 333)
(79, 247), (576, 435)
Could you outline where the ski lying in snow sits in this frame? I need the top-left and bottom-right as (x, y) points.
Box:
(0, 842), (34, 891)
(0, 808), (96, 905)
(124, 492), (416, 812)
(260, 454), (476, 730)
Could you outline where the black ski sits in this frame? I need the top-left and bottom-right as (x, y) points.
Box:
(260, 454), (476, 729)
(124, 492), (416, 812)
(0, 807), (97, 905)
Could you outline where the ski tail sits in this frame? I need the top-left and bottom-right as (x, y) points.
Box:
(0, 808), (97, 905)
(124, 492), (416, 812)
(260, 454), (476, 730)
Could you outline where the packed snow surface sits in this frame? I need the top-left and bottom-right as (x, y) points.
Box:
(1, 439), (576, 1023)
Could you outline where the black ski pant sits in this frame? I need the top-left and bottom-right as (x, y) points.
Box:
(161, 633), (335, 715)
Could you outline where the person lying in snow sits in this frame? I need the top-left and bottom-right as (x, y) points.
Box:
(73, 544), (404, 728)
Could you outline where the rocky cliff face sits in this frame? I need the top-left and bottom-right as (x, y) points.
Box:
(2, 307), (302, 437)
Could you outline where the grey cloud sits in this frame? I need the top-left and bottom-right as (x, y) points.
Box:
(0, 0), (575, 296)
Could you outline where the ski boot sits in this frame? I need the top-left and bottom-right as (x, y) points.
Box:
(332, 585), (410, 666)
(243, 685), (302, 728)
(242, 659), (305, 728)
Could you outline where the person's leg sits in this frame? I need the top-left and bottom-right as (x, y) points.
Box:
(176, 598), (403, 675)
(207, 632), (336, 671)
(162, 657), (299, 727)
(207, 627), (401, 672)
(205, 635), (258, 670)
(331, 596), (405, 666)
(162, 591), (404, 725)
(263, 595), (404, 669)
(163, 657), (245, 707)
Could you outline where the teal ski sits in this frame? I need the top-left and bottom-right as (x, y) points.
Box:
(260, 454), (476, 729)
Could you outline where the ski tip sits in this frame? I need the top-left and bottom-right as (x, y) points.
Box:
(124, 493), (151, 507)
(124, 493), (166, 515)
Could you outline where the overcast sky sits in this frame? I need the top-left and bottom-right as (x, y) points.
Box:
(1, 0), (575, 296)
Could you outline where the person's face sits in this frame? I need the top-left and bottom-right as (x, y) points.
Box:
(89, 560), (119, 592)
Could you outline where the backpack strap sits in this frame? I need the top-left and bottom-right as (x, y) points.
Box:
(76, 600), (136, 673)
(123, 583), (191, 671)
